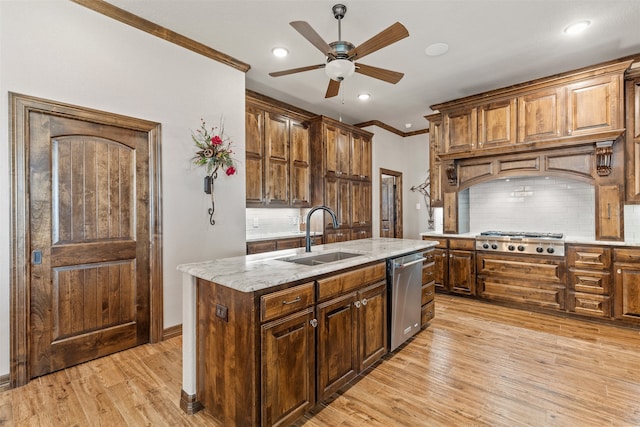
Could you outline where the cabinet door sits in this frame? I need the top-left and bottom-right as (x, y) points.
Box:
(357, 282), (387, 372)
(351, 181), (371, 228)
(290, 120), (311, 207)
(265, 112), (290, 206)
(443, 107), (476, 154)
(517, 87), (563, 143)
(325, 230), (350, 244)
(443, 192), (458, 234)
(433, 247), (448, 292)
(325, 177), (351, 229)
(596, 185), (623, 241)
(428, 115), (443, 207)
(566, 75), (622, 137)
(625, 76), (640, 202)
(350, 134), (372, 180)
(448, 250), (475, 295)
(245, 105), (264, 206)
(317, 292), (358, 401)
(261, 308), (316, 426)
(246, 240), (276, 255)
(614, 263), (640, 322)
(325, 124), (350, 177)
(350, 228), (371, 241)
(477, 98), (517, 150)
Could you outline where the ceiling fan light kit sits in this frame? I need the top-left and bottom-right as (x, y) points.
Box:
(269, 3), (409, 98)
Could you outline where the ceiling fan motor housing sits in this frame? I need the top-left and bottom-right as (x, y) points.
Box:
(332, 4), (347, 20)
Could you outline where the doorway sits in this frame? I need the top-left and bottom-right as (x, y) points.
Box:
(380, 168), (403, 238)
(9, 93), (163, 387)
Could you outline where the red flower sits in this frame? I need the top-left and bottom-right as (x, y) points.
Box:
(225, 166), (236, 176)
(211, 135), (223, 145)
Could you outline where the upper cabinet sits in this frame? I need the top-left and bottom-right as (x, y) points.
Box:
(246, 92), (313, 208)
(324, 124), (351, 177)
(350, 133), (372, 180)
(432, 61), (631, 160)
(625, 68), (640, 203)
(426, 113), (443, 207)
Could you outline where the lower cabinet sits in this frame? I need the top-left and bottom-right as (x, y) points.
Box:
(566, 245), (612, 318)
(261, 308), (316, 426)
(421, 251), (436, 328)
(613, 248), (640, 323)
(421, 236), (475, 295)
(197, 261), (388, 426)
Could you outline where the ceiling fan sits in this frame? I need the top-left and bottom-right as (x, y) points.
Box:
(269, 4), (409, 98)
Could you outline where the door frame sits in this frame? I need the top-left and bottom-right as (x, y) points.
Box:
(379, 168), (403, 238)
(9, 93), (163, 387)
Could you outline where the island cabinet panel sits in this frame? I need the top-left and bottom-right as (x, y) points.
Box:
(260, 282), (314, 322)
(477, 253), (566, 310)
(197, 279), (259, 426)
(614, 248), (640, 323)
(261, 308), (316, 427)
(357, 282), (387, 372)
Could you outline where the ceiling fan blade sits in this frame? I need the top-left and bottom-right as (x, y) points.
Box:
(348, 22), (409, 60)
(325, 79), (341, 98)
(269, 64), (326, 77)
(290, 21), (334, 56)
(354, 63), (404, 84)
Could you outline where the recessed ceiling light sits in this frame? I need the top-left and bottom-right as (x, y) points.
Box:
(425, 43), (449, 57)
(404, 123), (412, 129)
(357, 93), (370, 101)
(272, 47), (289, 57)
(564, 20), (591, 35)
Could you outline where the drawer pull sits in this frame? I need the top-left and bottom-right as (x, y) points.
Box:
(282, 296), (302, 305)
(425, 291), (433, 296)
(310, 319), (318, 328)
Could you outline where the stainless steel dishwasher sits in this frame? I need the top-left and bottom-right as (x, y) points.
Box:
(387, 252), (424, 351)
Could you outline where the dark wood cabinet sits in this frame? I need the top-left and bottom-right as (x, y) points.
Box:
(625, 70), (640, 203)
(426, 114), (444, 208)
(246, 93), (312, 208)
(614, 248), (640, 323)
(421, 251), (436, 328)
(421, 237), (474, 295)
(449, 249), (475, 295)
(261, 308), (316, 426)
(517, 87), (563, 144)
(325, 176), (351, 229)
(566, 245), (612, 318)
(596, 184), (623, 241)
(351, 181), (371, 228)
(246, 235), (324, 255)
(477, 98), (517, 150)
(350, 133), (372, 180)
(324, 123), (350, 177)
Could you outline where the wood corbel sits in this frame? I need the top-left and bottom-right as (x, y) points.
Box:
(595, 141), (614, 176)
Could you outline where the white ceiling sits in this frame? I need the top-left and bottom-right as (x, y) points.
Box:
(107, 0), (640, 133)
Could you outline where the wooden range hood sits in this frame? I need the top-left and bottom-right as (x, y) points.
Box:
(427, 59), (634, 240)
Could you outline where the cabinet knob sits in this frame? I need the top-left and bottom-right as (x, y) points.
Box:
(362, 298), (368, 306)
(442, 253), (446, 258)
(617, 268), (622, 274)
(450, 254), (453, 258)
(310, 319), (318, 328)
(354, 300), (362, 308)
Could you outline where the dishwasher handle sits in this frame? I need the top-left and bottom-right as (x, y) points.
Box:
(393, 258), (424, 269)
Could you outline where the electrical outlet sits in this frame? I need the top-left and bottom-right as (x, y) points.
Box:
(215, 304), (228, 322)
(252, 217), (259, 228)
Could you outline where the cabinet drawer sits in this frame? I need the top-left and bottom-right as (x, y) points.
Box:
(614, 248), (640, 263)
(422, 236), (447, 249)
(261, 282), (315, 322)
(247, 240), (277, 255)
(567, 246), (611, 269)
(479, 277), (565, 310)
(567, 291), (612, 318)
(449, 238), (475, 250)
(421, 283), (435, 306)
(422, 250), (436, 264)
(477, 254), (564, 284)
(421, 300), (435, 327)
(568, 270), (611, 295)
(317, 262), (386, 301)
(422, 262), (435, 285)
(276, 238), (302, 250)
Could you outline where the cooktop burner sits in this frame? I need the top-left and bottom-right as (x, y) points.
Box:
(476, 231), (565, 256)
(479, 231), (564, 239)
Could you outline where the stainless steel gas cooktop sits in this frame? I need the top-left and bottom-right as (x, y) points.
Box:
(475, 231), (565, 256)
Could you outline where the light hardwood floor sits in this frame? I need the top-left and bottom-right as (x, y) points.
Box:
(2, 294), (640, 426)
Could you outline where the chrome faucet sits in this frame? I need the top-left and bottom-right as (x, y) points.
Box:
(306, 205), (339, 252)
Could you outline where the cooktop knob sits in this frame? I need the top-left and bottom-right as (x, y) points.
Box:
(508, 245), (515, 251)
(547, 247), (555, 254)
(517, 245), (525, 251)
(491, 244), (498, 250)
(482, 243), (489, 249)
(536, 247), (544, 253)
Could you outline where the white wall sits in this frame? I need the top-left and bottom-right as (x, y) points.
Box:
(0, 1), (246, 377)
(367, 126), (430, 240)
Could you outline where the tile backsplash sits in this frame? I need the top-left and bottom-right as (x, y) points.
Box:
(246, 208), (307, 238)
(469, 177), (595, 237)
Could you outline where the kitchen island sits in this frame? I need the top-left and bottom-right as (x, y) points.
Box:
(177, 237), (436, 426)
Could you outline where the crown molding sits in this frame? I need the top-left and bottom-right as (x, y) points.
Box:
(71, 0), (251, 73)
(354, 120), (429, 137)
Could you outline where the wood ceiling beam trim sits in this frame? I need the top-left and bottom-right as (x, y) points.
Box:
(71, 0), (251, 73)
(355, 120), (429, 137)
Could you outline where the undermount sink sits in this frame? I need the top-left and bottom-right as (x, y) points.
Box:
(282, 251), (363, 266)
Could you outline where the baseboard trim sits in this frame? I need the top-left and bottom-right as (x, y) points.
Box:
(180, 389), (204, 415)
(0, 374), (10, 392)
(162, 324), (182, 340)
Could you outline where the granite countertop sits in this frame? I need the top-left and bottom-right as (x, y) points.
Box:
(420, 231), (640, 246)
(177, 238), (437, 293)
(246, 231), (322, 243)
